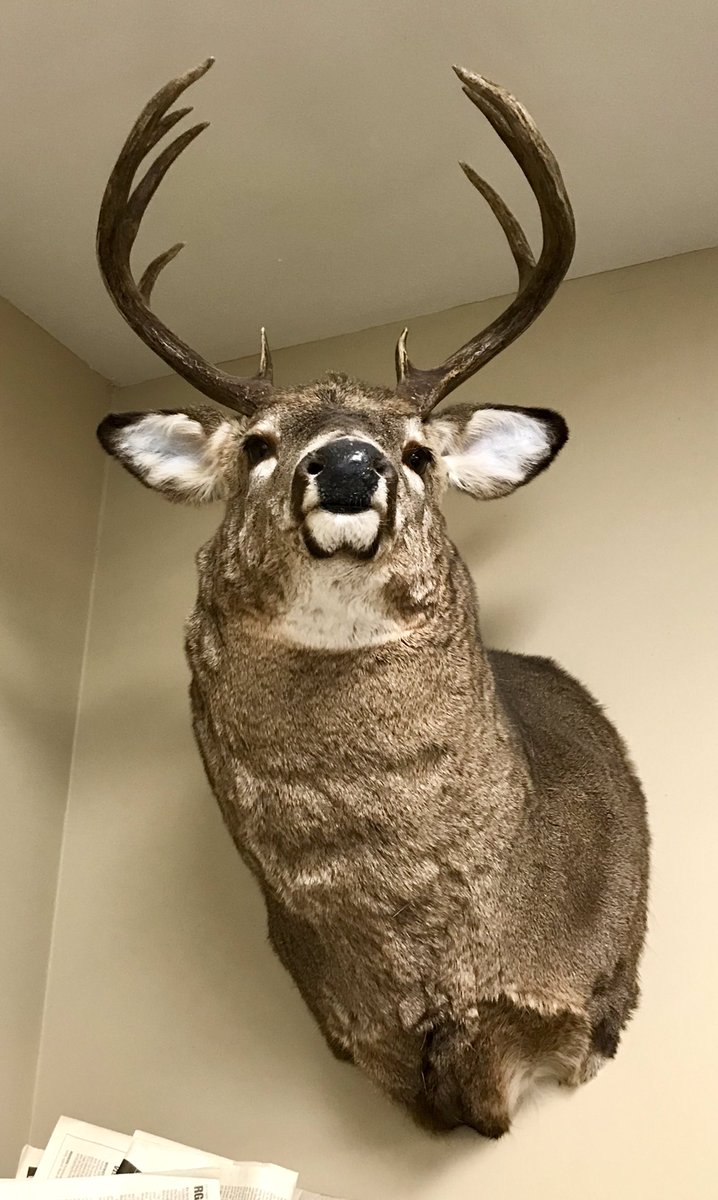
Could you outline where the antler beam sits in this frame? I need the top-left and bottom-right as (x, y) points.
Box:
(97, 58), (271, 415)
(396, 67), (576, 416)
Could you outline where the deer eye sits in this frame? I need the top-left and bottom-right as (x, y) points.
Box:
(403, 444), (434, 476)
(243, 435), (274, 467)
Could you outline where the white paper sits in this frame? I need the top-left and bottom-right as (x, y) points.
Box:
(124, 1133), (297, 1200)
(14, 1147), (43, 1179)
(21, 1119), (298, 1200)
(0, 1177), (219, 1200)
(294, 1192), (345, 1200)
(124, 1134), (231, 1173)
(33, 1119), (131, 1180)
(215, 1163), (297, 1200)
(143, 1162), (297, 1200)
(295, 1192), (343, 1200)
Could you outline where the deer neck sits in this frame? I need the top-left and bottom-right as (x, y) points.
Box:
(185, 523), (529, 940)
(191, 523), (510, 750)
(199, 511), (479, 648)
(187, 527), (527, 935)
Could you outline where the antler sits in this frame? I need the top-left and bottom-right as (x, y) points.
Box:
(396, 67), (575, 416)
(97, 58), (271, 416)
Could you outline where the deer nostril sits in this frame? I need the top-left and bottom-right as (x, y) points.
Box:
(305, 459), (323, 477)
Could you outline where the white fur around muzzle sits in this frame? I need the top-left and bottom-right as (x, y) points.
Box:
(304, 508), (380, 555)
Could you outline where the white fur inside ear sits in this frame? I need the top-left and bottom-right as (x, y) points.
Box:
(438, 409), (552, 498)
(118, 413), (234, 502)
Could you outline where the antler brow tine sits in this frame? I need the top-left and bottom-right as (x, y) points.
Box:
(97, 57), (273, 413)
(396, 66), (575, 415)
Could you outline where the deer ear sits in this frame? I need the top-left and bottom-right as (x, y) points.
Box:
(426, 403), (568, 499)
(97, 407), (244, 504)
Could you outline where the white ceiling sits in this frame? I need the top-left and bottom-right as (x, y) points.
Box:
(1, 0), (717, 387)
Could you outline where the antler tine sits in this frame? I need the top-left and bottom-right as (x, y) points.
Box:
(458, 163), (535, 292)
(97, 58), (271, 416)
(258, 327), (273, 382)
(396, 67), (575, 416)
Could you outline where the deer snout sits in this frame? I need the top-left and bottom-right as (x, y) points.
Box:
(296, 439), (393, 514)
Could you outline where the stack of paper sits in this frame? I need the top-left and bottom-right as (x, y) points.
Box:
(5, 1118), (340, 1200)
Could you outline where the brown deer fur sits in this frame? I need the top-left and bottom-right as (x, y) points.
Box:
(95, 61), (649, 1136)
(98, 380), (649, 1137)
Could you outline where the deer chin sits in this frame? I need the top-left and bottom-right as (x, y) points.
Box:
(301, 508), (382, 560)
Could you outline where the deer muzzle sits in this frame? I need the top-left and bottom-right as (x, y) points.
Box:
(293, 438), (396, 559)
(298, 438), (391, 512)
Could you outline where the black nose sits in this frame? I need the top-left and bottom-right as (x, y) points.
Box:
(298, 438), (390, 513)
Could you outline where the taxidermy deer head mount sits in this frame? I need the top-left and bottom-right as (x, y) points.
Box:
(96, 57), (574, 582)
(94, 61), (651, 1143)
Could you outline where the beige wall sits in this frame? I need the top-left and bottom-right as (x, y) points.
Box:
(0, 298), (108, 1170)
(30, 248), (717, 1197)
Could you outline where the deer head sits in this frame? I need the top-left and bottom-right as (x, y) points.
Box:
(97, 59), (574, 635)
